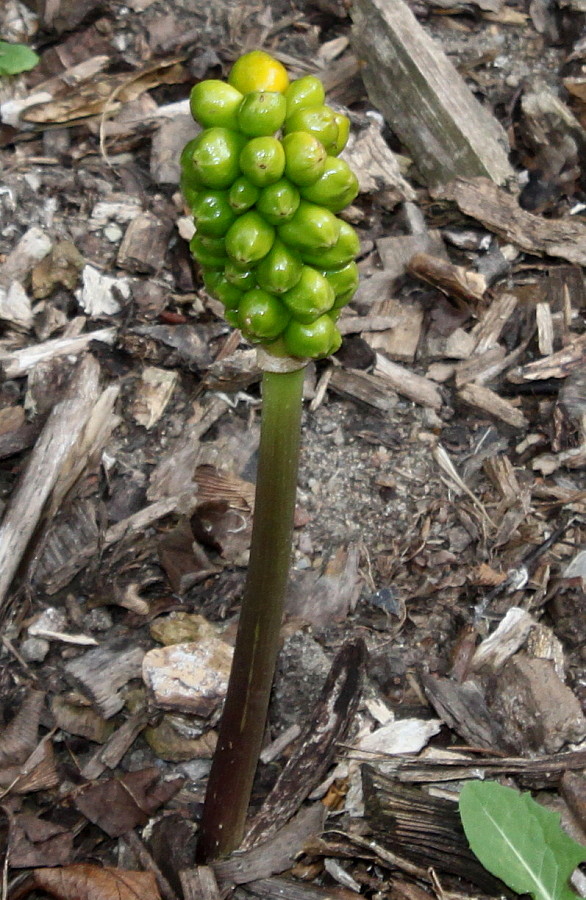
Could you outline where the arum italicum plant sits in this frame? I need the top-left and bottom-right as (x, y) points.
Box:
(181, 49), (360, 861)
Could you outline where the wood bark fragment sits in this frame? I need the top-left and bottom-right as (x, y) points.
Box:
(343, 119), (416, 200)
(362, 766), (509, 895)
(458, 382), (528, 429)
(0, 327), (117, 378)
(350, 0), (513, 186)
(0, 356), (101, 619)
(376, 232), (446, 282)
(242, 876), (360, 900)
(470, 292), (518, 354)
(507, 332), (586, 382)
(81, 708), (150, 780)
(212, 805), (326, 887)
(367, 748), (586, 786)
(64, 641), (145, 718)
(407, 252), (486, 306)
(242, 638), (366, 850)
(328, 367), (398, 413)
(536, 302), (554, 355)
(373, 354), (443, 409)
(117, 212), (173, 274)
(180, 867), (221, 900)
(432, 177), (586, 266)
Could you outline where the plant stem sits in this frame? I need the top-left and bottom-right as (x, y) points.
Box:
(196, 365), (305, 862)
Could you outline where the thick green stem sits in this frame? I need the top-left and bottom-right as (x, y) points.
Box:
(196, 365), (305, 862)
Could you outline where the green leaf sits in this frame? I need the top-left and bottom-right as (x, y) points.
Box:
(0, 41), (39, 76)
(459, 781), (586, 900)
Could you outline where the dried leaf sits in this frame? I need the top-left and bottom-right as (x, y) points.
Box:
(73, 768), (184, 837)
(12, 864), (162, 900)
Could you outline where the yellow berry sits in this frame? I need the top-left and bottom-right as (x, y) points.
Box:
(228, 50), (289, 95)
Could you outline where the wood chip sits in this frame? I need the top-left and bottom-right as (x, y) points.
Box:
(373, 354), (443, 409)
(433, 177), (586, 265)
(0, 327), (117, 378)
(458, 382), (528, 429)
(0, 356), (101, 619)
(351, 0), (512, 186)
(328, 367), (398, 413)
(407, 252), (486, 305)
(507, 332), (586, 383)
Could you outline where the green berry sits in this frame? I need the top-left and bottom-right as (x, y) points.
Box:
(256, 179), (300, 225)
(191, 190), (237, 236)
(282, 265), (335, 323)
(300, 157), (359, 212)
(320, 260), (359, 298)
(228, 176), (260, 213)
(201, 268), (224, 294)
(284, 106), (338, 153)
(224, 260), (257, 291)
(331, 286), (357, 310)
(238, 289), (291, 342)
(197, 233), (227, 257)
(190, 127), (245, 190)
(283, 314), (339, 358)
(256, 239), (303, 294)
(180, 175), (200, 209)
(282, 132), (327, 187)
(180, 138), (203, 185)
(225, 210), (275, 266)
(190, 234), (228, 269)
(237, 91), (287, 137)
(278, 200), (340, 252)
(190, 80), (243, 130)
(329, 112), (350, 156)
(284, 75), (325, 119)
(301, 219), (360, 267)
(239, 136), (286, 187)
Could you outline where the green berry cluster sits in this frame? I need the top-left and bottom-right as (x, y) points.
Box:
(180, 50), (360, 360)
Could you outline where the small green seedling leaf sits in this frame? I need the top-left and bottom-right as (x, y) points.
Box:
(459, 781), (586, 900)
(0, 41), (39, 76)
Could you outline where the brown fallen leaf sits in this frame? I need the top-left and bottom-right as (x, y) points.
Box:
(10, 864), (162, 900)
(9, 812), (73, 868)
(73, 768), (184, 837)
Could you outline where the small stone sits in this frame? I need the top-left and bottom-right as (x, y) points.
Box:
(28, 606), (68, 637)
(84, 608), (114, 632)
(103, 224), (123, 243)
(20, 637), (50, 662)
(487, 654), (586, 754)
(150, 612), (219, 646)
(142, 639), (233, 716)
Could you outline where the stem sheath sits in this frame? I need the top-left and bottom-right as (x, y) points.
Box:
(197, 366), (305, 861)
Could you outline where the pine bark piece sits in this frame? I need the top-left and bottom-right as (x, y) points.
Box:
(0, 327), (117, 378)
(212, 805), (326, 887)
(180, 867), (221, 900)
(470, 292), (518, 354)
(458, 382), (528, 429)
(350, 0), (513, 187)
(407, 252), (487, 306)
(507, 332), (586, 383)
(433, 177), (586, 265)
(362, 766), (509, 895)
(328, 367), (399, 413)
(0, 356), (101, 618)
(373, 354), (443, 409)
(117, 212), (173, 274)
(64, 641), (145, 718)
(242, 638), (367, 850)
